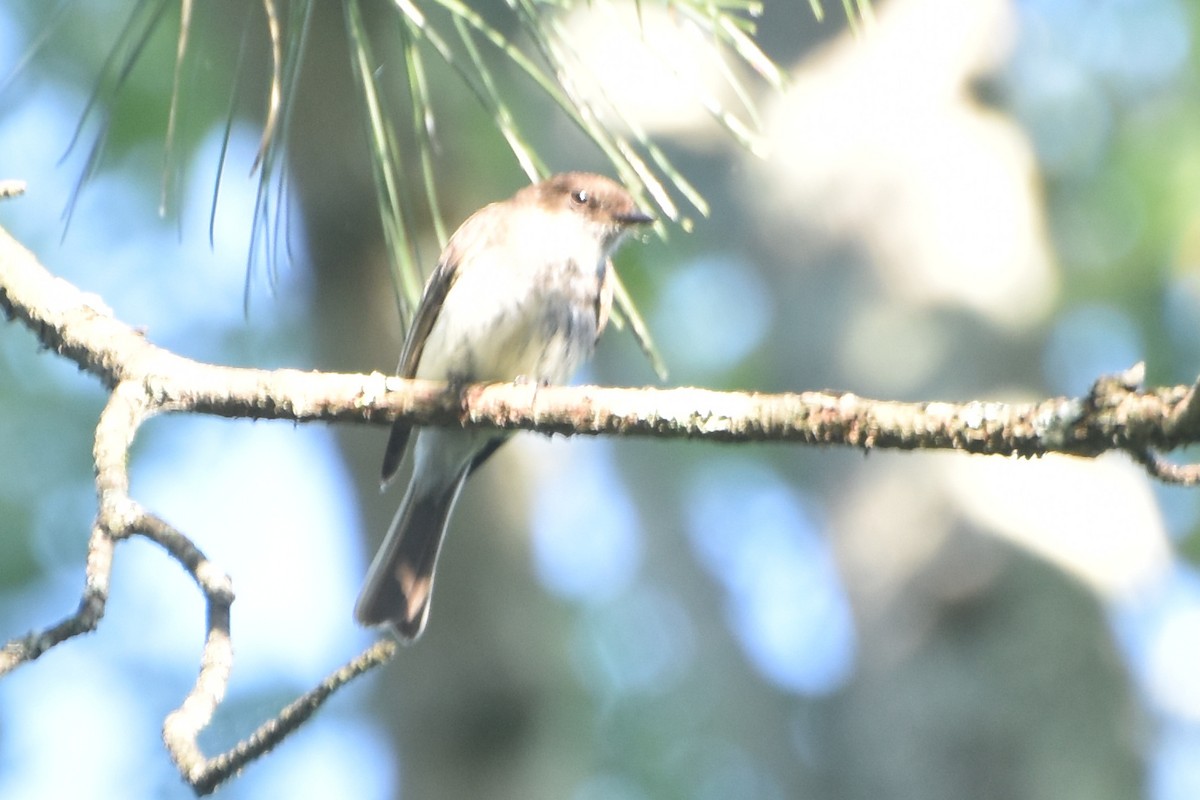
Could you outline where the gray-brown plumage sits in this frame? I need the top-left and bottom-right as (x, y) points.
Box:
(355, 173), (652, 640)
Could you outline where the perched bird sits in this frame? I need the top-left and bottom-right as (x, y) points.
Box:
(355, 172), (653, 640)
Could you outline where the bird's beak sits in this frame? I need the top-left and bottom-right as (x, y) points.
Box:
(617, 208), (655, 226)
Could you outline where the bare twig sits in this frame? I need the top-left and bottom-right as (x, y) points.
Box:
(1128, 448), (1200, 487)
(167, 639), (397, 794)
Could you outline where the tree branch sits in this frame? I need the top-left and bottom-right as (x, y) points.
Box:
(4, 218), (1200, 792)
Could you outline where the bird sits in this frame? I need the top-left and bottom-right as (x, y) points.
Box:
(354, 172), (653, 641)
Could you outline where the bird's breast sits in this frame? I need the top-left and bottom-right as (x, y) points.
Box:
(416, 241), (606, 386)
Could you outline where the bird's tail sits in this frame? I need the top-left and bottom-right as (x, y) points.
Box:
(354, 468), (468, 640)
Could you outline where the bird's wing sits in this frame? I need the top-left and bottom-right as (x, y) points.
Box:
(381, 208), (496, 484)
(381, 257), (459, 484)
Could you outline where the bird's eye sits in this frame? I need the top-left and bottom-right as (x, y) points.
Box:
(570, 189), (589, 205)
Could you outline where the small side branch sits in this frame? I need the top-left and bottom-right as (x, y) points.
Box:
(167, 639), (396, 795)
